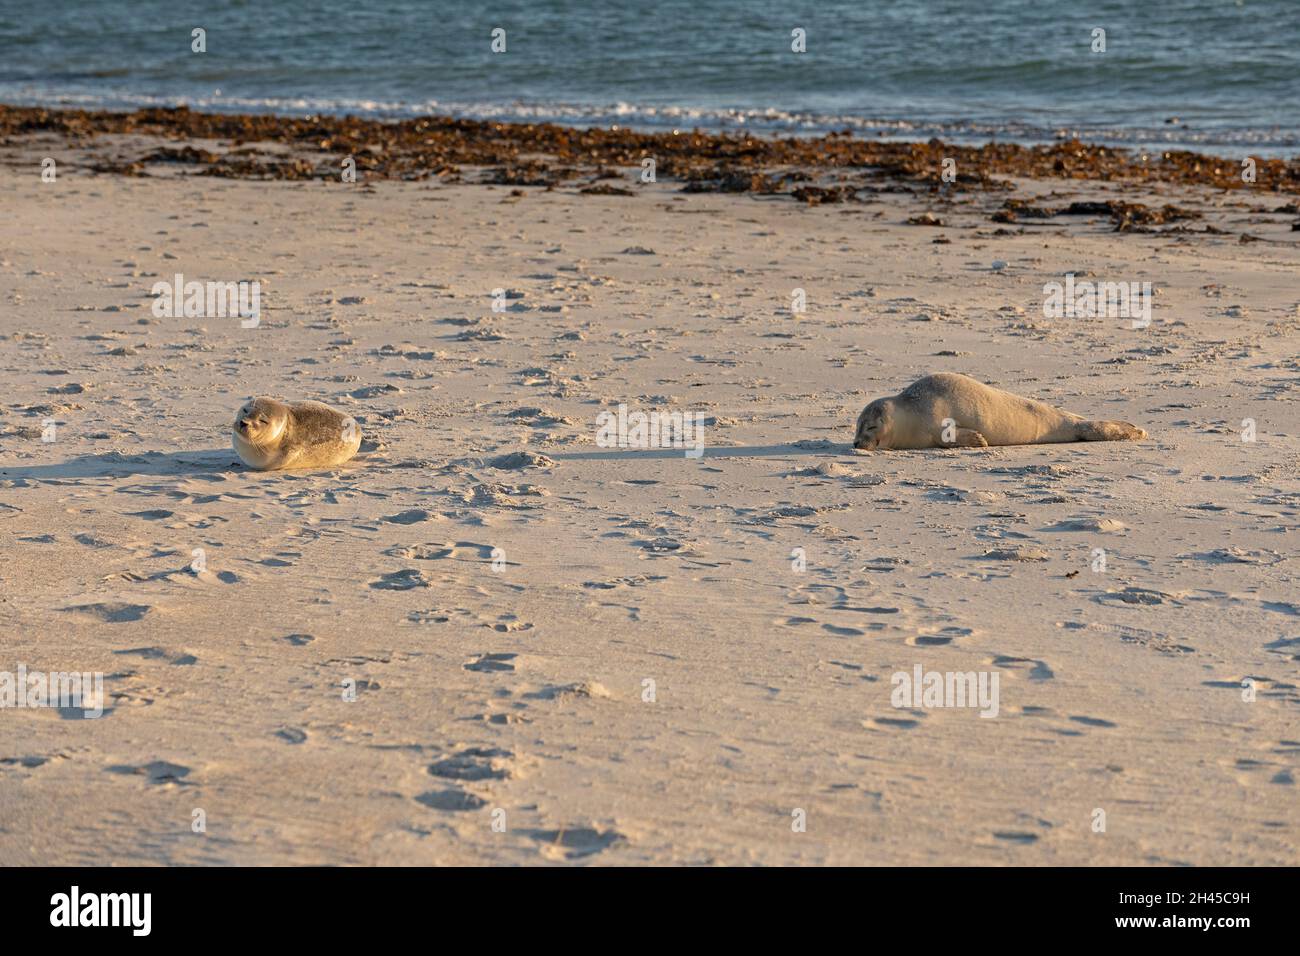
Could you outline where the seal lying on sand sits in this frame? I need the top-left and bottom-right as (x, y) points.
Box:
(853, 373), (1147, 450)
(232, 398), (361, 470)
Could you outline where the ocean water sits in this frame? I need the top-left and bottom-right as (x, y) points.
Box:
(1, 0), (1297, 154)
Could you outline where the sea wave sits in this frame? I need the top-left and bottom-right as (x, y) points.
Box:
(2, 86), (1296, 156)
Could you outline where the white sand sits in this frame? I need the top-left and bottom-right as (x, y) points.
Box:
(1, 165), (1297, 864)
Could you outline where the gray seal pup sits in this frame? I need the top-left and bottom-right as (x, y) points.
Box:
(232, 397), (361, 470)
(853, 373), (1147, 450)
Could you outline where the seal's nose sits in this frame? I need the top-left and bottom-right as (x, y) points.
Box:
(238, 419), (249, 432)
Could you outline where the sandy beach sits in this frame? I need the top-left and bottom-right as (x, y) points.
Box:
(1, 114), (1298, 865)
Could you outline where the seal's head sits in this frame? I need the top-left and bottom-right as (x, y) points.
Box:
(853, 398), (894, 450)
(233, 397), (289, 449)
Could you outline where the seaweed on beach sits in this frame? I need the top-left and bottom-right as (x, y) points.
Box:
(579, 183), (635, 196)
(988, 198), (1203, 230)
(2, 104), (1298, 200)
(991, 198), (1054, 222)
(790, 184), (860, 204)
(486, 162), (576, 187)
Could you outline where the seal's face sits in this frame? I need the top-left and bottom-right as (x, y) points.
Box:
(233, 398), (288, 448)
(853, 399), (892, 450)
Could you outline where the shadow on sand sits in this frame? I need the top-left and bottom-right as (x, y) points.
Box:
(1, 444), (855, 478)
(0, 449), (240, 480)
(550, 442), (852, 462)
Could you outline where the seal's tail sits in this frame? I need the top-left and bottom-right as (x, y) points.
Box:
(1076, 420), (1147, 442)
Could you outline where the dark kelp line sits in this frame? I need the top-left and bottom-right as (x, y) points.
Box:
(3, 104), (1298, 201)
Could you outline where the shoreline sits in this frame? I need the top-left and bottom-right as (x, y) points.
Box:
(3, 103), (1299, 199)
(6, 93), (1295, 157)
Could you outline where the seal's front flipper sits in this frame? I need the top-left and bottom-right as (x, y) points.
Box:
(952, 428), (989, 448)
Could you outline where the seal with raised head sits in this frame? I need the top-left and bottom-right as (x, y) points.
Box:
(232, 397), (362, 470)
(853, 373), (1147, 450)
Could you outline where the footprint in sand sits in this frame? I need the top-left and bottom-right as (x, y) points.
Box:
(370, 569), (435, 590)
(484, 615), (533, 633)
(113, 646), (196, 666)
(61, 602), (154, 623)
(822, 623), (867, 636)
(582, 574), (668, 590)
(785, 583), (904, 635)
(380, 509), (441, 525)
(415, 789), (487, 811)
(482, 711), (531, 726)
(1222, 755), (1295, 788)
(522, 826), (626, 860)
(59, 699), (114, 719)
(907, 626), (976, 647)
(862, 713), (926, 731)
(486, 451), (555, 471)
(101, 674), (160, 710)
(1264, 636), (1300, 662)
(195, 569), (241, 585)
(633, 536), (690, 555)
(428, 747), (517, 782)
(385, 541), (497, 561)
(1096, 586), (1180, 607)
(408, 607), (476, 625)
(975, 547), (1050, 562)
(1068, 715), (1117, 728)
(1059, 620), (1194, 655)
(1207, 675), (1297, 704)
(464, 653), (518, 673)
(1, 754), (69, 771)
(1046, 517), (1127, 534)
(1187, 547), (1283, 566)
(989, 655), (1055, 681)
(107, 760), (192, 785)
(524, 682), (613, 702)
(125, 509), (175, 521)
(323, 650), (393, 666)
(584, 600), (642, 622)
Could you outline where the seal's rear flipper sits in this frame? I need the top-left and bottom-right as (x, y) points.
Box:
(1076, 421), (1147, 442)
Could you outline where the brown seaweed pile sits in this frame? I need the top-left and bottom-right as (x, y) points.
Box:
(3, 104), (1297, 199)
(992, 197), (1204, 231)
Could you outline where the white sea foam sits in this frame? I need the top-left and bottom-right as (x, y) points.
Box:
(4, 85), (1296, 154)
